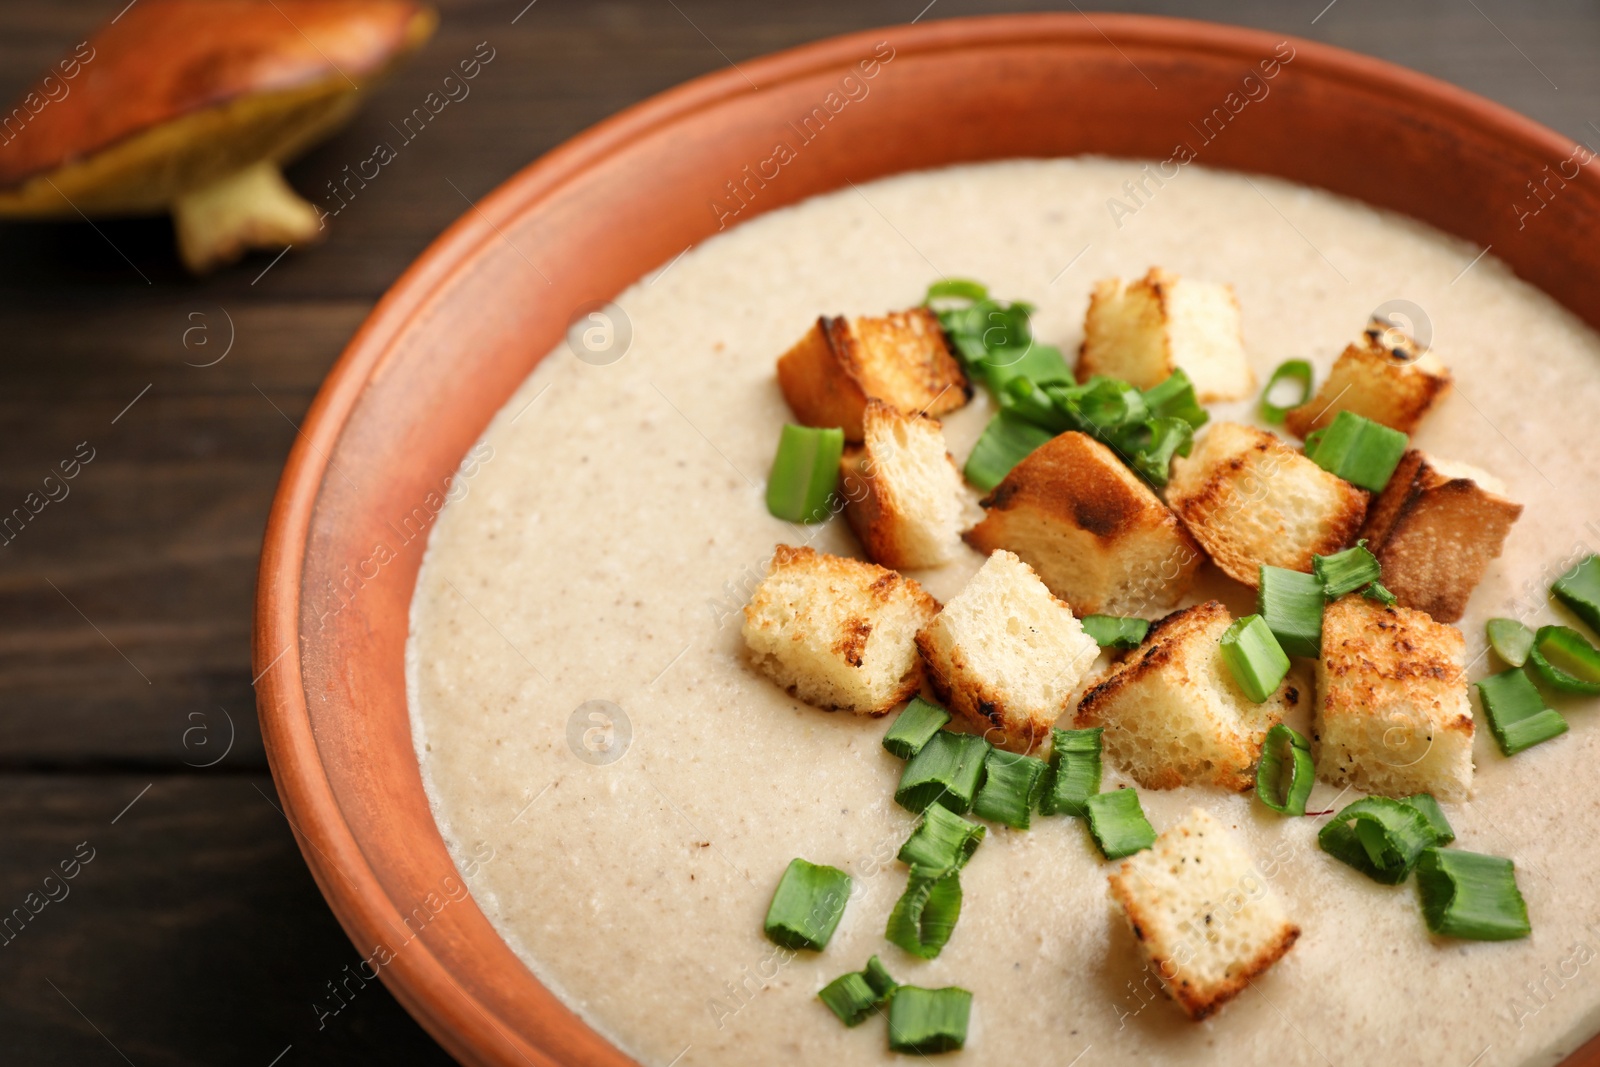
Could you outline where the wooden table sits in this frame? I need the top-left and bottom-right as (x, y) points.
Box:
(1, 1), (1594, 1062)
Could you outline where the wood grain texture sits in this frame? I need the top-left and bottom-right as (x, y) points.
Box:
(0, 0), (1595, 1062)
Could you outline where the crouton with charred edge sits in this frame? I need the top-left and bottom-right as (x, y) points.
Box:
(1313, 595), (1473, 801)
(840, 400), (975, 570)
(1074, 601), (1296, 791)
(743, 545), (939, 715)
(1360, 450), (1522, 623)
(1284, 319), (1452, 438)
(965, 431), (1201, 614)
(776, 307), (971, 441)
(1108, 808), (1301, 1021)
(915, 550), (1099, 753)
(1078, 267), (1255, 403)
(1166, 422), (1368, 587)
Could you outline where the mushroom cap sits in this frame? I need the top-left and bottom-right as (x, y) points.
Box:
(0, 0), (435, 216)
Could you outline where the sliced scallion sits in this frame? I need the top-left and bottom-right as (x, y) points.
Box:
(1219, 613), (1290, 703)
(963, 411), (1055, 492)
(1143, 369), (1209, 430)
(972, 749), (1049, 829)
(1259, 359), (1314, 425)
(1527, 625), (1600, 695)
(882, 697), (951, 760)
(1080, 614), (1151, 650)
(863, 955), (898, 999)
(766, 424), (844, 523)
(885, 867), (963, 959)
(817, 955), (899, 1026)
(1553, 554), (1600, 636)
(764, 858), (852, 950)
(1362, 581), (1398, 606)
(1312, 541), (1383, 600)
(1415, 848), (1530, 941)
(1485, 618), (1536, 668)
(1258, 565), (1325, 658)
(1040, 727), (1102, 817)
(1255, 723), (1314, 816)
(1304, 409), (1408, 492)
(1317, 798), (1442, 885)
(1476, 667), (1569, 756)
(925, 278), (989, 303)
(1083, 788), (1156, 860)
(1402, 794), (1455, 846)
(894, 730), (990, 815)
(897, 803), (986, 871)
(886, 985), (972, 1054)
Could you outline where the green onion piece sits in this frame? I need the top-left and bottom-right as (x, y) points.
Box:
(1083, 788), (1156, 860)
(817, 955), (899, 1026)
(1255, 723), (1314, 816)
(1401, 794), (1455, 846)
(925, 278), (989, 303)
(971, 749), (1049, 829)
(1143, 369), (1210, 430)
(1128, 417), (1197, 486)
(887, 985), (972, 1054)
(983, 341), (1073, 395)
(963, 411), (1055, 492)
(1486, 618), (1536, 668)
(1317, 798), (1442, 884)
(766, 424), (844, 523)
(1304, 409), (1408, 492)
(1475, 667), (1570, 756)
(1415, 848), (1531, 941)
(885, 867), (963, 959)
(1527, 625), (1600, 695)
(863, 955), (898, 999)
(1080, 614), (1150, 650)
(1040, 727), (1102, 817)
(763, 858), (852, 950)
(1362, 581), (1398, 605)
(1312, 541), (1383, 600)
(1258, 565), (1325, 658)
(1259, 359), (1314, 424)
(882, 697), (951, 760)
(1000, 376), (1075, 432)
(1219, 614), (1291, 703)
(894, 730), (991, 815)
(898, 803), (986, 871)
(1553, 554), (1600, 636)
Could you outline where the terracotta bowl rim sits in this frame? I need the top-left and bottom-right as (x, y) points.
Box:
(254, 12), (1592, 1066)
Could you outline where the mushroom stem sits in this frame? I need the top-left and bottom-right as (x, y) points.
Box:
(172, 161), (324, 274)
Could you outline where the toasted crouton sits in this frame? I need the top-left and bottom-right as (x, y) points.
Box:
(1360, 451), (1522, 623)
(776, 307), (971, 441)
(964, 431), (1201, 614)
(1074, 602), (1295, 791)
(743, 545), (939, 715)
(1079, 267), (1254, 402)
(840, 400), (976, 570)
(1108, 808), (1300, 1021)
(1284, 319), (1451, 438)
(915, 550), (1098, 753)
(1166, 422), (1368, 586)
(1313, 595), (1473, 801)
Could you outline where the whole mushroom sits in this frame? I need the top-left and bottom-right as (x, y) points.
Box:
(0, 0), (436, 273)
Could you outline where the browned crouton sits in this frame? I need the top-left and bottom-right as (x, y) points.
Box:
(840, 400), (975, 570)
(1360, 451), (1522, 623)
(776, 307), (970, 441)
(1284, 319), (1451, 438)
(964, 431), (1201, 614)
(1166, 422), (1368, 586)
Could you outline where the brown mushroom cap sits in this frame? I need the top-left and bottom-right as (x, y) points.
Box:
(0, 0), (436, 216)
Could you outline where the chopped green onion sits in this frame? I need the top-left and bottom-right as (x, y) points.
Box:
(1219, 614), (1291, 703)
(886, 985), (972, 1054)
(1259, 359), (1314, 424)
(964, 411), (1055, 492)
(882, 697), (951, 760)
(764, 858), (852, 950)
(863, 955), (898, 998)
(898, 803), (986, 871)
(766, 424), (844, 523)
(1401, 794), (1455, 846)
(1476, 667), (1569, 756)
(817, 955), (899, 1026)
(1486, 618), (1536, 668)
(925, 278), (989, 303)
(1553, 554), (1600, 636)
(894, 730), (990, 815)
(1362, 581), (1398, 605)
(1040, 727), (1102, 817)
(1080, 614), (1150, 650)
(885, 867), (963, 959)
(1312, 541), (1383, 600)
(1083, 788), (1156, 860)
(972, 749), (1049, 829)
(1258, 565), (1325, 658)
(983, 341), (1073, 396)
(1304, 410), (1408, 492)
(1255, 723), (1314, 816)
(1317, 798), (1443, 884)
(1527, 625), (1600, 695)
(1143, 369), (1210, 430)
(1415, 848), (1530, 941)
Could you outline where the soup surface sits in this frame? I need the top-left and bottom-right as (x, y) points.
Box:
(407, 158), (1600, 1067)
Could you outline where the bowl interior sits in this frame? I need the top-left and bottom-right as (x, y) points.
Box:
(255, 14), (1600, 1066)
